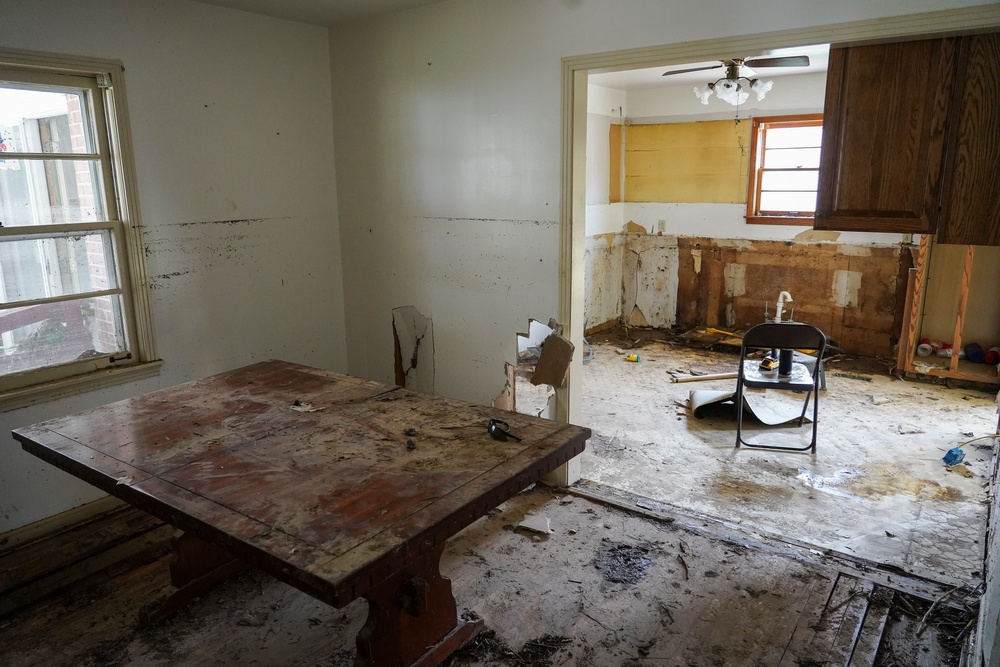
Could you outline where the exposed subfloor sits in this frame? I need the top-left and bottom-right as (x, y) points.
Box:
(555, 333), (1000, 587)
(0, 487), (978, 666)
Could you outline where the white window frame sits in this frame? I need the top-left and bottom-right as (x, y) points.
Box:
(0, 49), (160, 408)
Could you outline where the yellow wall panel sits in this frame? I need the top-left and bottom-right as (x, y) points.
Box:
(623, 120), (751, 203)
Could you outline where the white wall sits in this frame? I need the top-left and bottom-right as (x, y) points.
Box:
(0, 0), (346, 532)
(331, 0), (990, 409)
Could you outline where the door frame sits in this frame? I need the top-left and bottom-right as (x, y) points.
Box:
(551, 4), (1000, 484)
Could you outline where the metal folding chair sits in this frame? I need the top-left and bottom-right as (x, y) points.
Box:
(734, 322), (827, 453)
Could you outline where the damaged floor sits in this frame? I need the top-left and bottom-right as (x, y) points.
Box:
(0, 334), (995, 666)
(0, 486), (979, 666)
(560, 332), (999, 587)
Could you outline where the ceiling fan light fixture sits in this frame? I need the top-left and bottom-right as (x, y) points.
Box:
(693, 83), (714, 105)
(714, 78), (748, 105)
(750, 79), (773, 101)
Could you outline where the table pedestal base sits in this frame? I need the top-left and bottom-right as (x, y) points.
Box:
(356, 542), (483, 666)
(146, 532), (246, 623)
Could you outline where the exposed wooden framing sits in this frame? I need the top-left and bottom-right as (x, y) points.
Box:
(896, 268), (918, 374)
(948, 245), (974, 373)
(897, 235), (931, 374)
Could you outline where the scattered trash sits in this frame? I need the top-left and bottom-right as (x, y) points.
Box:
(403, 427), (419, 436)
(517, 515), (553, 535)
(942, 448), (966, 466)
(625, 354), (641, 362)
(870, 395), (892, 405)
(115, 475), (133, 485)
(593, 539), (654, 585)
(290, 400), (323, 413)
(898, 424), (926, 435)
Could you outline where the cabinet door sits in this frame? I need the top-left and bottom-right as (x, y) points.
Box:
(937, 33), (1000, 246)
(815, 38), (958, 233)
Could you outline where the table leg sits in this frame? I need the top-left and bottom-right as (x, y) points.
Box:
(146, 532), (246, 622)
(356, 542), (483, 667)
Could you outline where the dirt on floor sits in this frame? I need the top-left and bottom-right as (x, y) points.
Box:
(548, 326), (999, 588)
(0, 486), (978, 667)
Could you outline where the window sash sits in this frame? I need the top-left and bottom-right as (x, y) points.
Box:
(0, 52), (153, 398)
(746, 114), (823, 225)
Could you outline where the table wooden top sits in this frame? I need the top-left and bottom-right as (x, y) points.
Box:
(14, 360), (590, 606)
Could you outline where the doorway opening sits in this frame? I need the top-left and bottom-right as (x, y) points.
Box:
(553, 14), (1000, 595)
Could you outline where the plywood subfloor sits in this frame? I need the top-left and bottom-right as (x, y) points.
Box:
(0, 487), (970, 666)
(561, 336), (998, 586)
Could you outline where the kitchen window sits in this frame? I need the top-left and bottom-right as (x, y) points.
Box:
(746, 114), (823, 225)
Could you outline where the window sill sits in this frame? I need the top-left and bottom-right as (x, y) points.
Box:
(0, 360), (164, 412)
(746, 215), (815, 226)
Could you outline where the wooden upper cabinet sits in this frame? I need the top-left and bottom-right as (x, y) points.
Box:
(937, 33), (1000, 245)
(815, 38), (958, 233)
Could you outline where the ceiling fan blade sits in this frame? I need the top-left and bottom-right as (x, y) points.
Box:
(744, 55), (810, 68)
(661, 63), (724, 77)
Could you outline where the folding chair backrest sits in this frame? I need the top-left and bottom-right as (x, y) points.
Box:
(741, 322), (826, 354)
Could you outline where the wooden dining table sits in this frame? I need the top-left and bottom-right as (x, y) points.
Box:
(13, 359), (590, 666)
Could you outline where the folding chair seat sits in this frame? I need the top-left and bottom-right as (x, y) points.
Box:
(734, 322), (827, 453)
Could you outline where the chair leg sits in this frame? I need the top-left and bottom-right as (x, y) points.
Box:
(734, 378), (745, 448)
(797, 391), (812, 426)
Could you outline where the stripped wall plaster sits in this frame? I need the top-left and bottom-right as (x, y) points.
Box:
(392, 306), (434, 393)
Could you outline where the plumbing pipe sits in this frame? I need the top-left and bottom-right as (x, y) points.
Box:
(774, 291), (793, 323)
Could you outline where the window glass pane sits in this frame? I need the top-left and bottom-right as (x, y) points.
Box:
(0, 294), (127, 376)
(761, 170), (819, 192)
(759, 191), (817, 214)
(764, 126), (823, 149)
(763, 147), (821, 169)
(0, 85), (95, 154)
(0, 231), (117, 303)
(0, 158), (106, 225)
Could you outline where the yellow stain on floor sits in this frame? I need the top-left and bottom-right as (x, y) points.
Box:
(844, 463), (963, 502)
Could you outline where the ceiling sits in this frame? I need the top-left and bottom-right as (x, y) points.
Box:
(195, 0), (445, 26)
(589, 44), (830, 91)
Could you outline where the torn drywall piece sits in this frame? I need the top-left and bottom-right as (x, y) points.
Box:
(530, 333), (575, 387)
(625, 220), (647, 234)
(493, 362), (516, 411)
(793, 229), (841, 242)
(832, 270), (862, 308)
(392, 305), (434, 394)
(691, 246), (702, 274)
(518, 514), (553, 535)
(517, 318), (555, 362)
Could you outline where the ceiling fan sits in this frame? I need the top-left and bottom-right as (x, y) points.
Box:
(662, 55), (810, 105)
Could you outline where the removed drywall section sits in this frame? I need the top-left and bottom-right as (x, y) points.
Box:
(624, 121), (751, 204)
(675, 238), (902, 357)
(530, 333), (575, 388)
(584, 234), (625, 332)
(392, 306), (434, 393)
(622, 233), (679, 329)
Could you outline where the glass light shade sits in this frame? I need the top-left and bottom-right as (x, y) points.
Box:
(693, 84), (714, 105)
(750, 79), (773, 101)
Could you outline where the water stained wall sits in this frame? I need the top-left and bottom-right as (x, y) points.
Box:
(586, 230), (907, 358)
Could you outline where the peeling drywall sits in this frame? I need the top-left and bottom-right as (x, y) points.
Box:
(675, 238), (903, 356)
(584, 235), (625, 331)
(392, 306), (434, 394)
(621, 234), (680, 330)
(832, 270), (862, 308)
